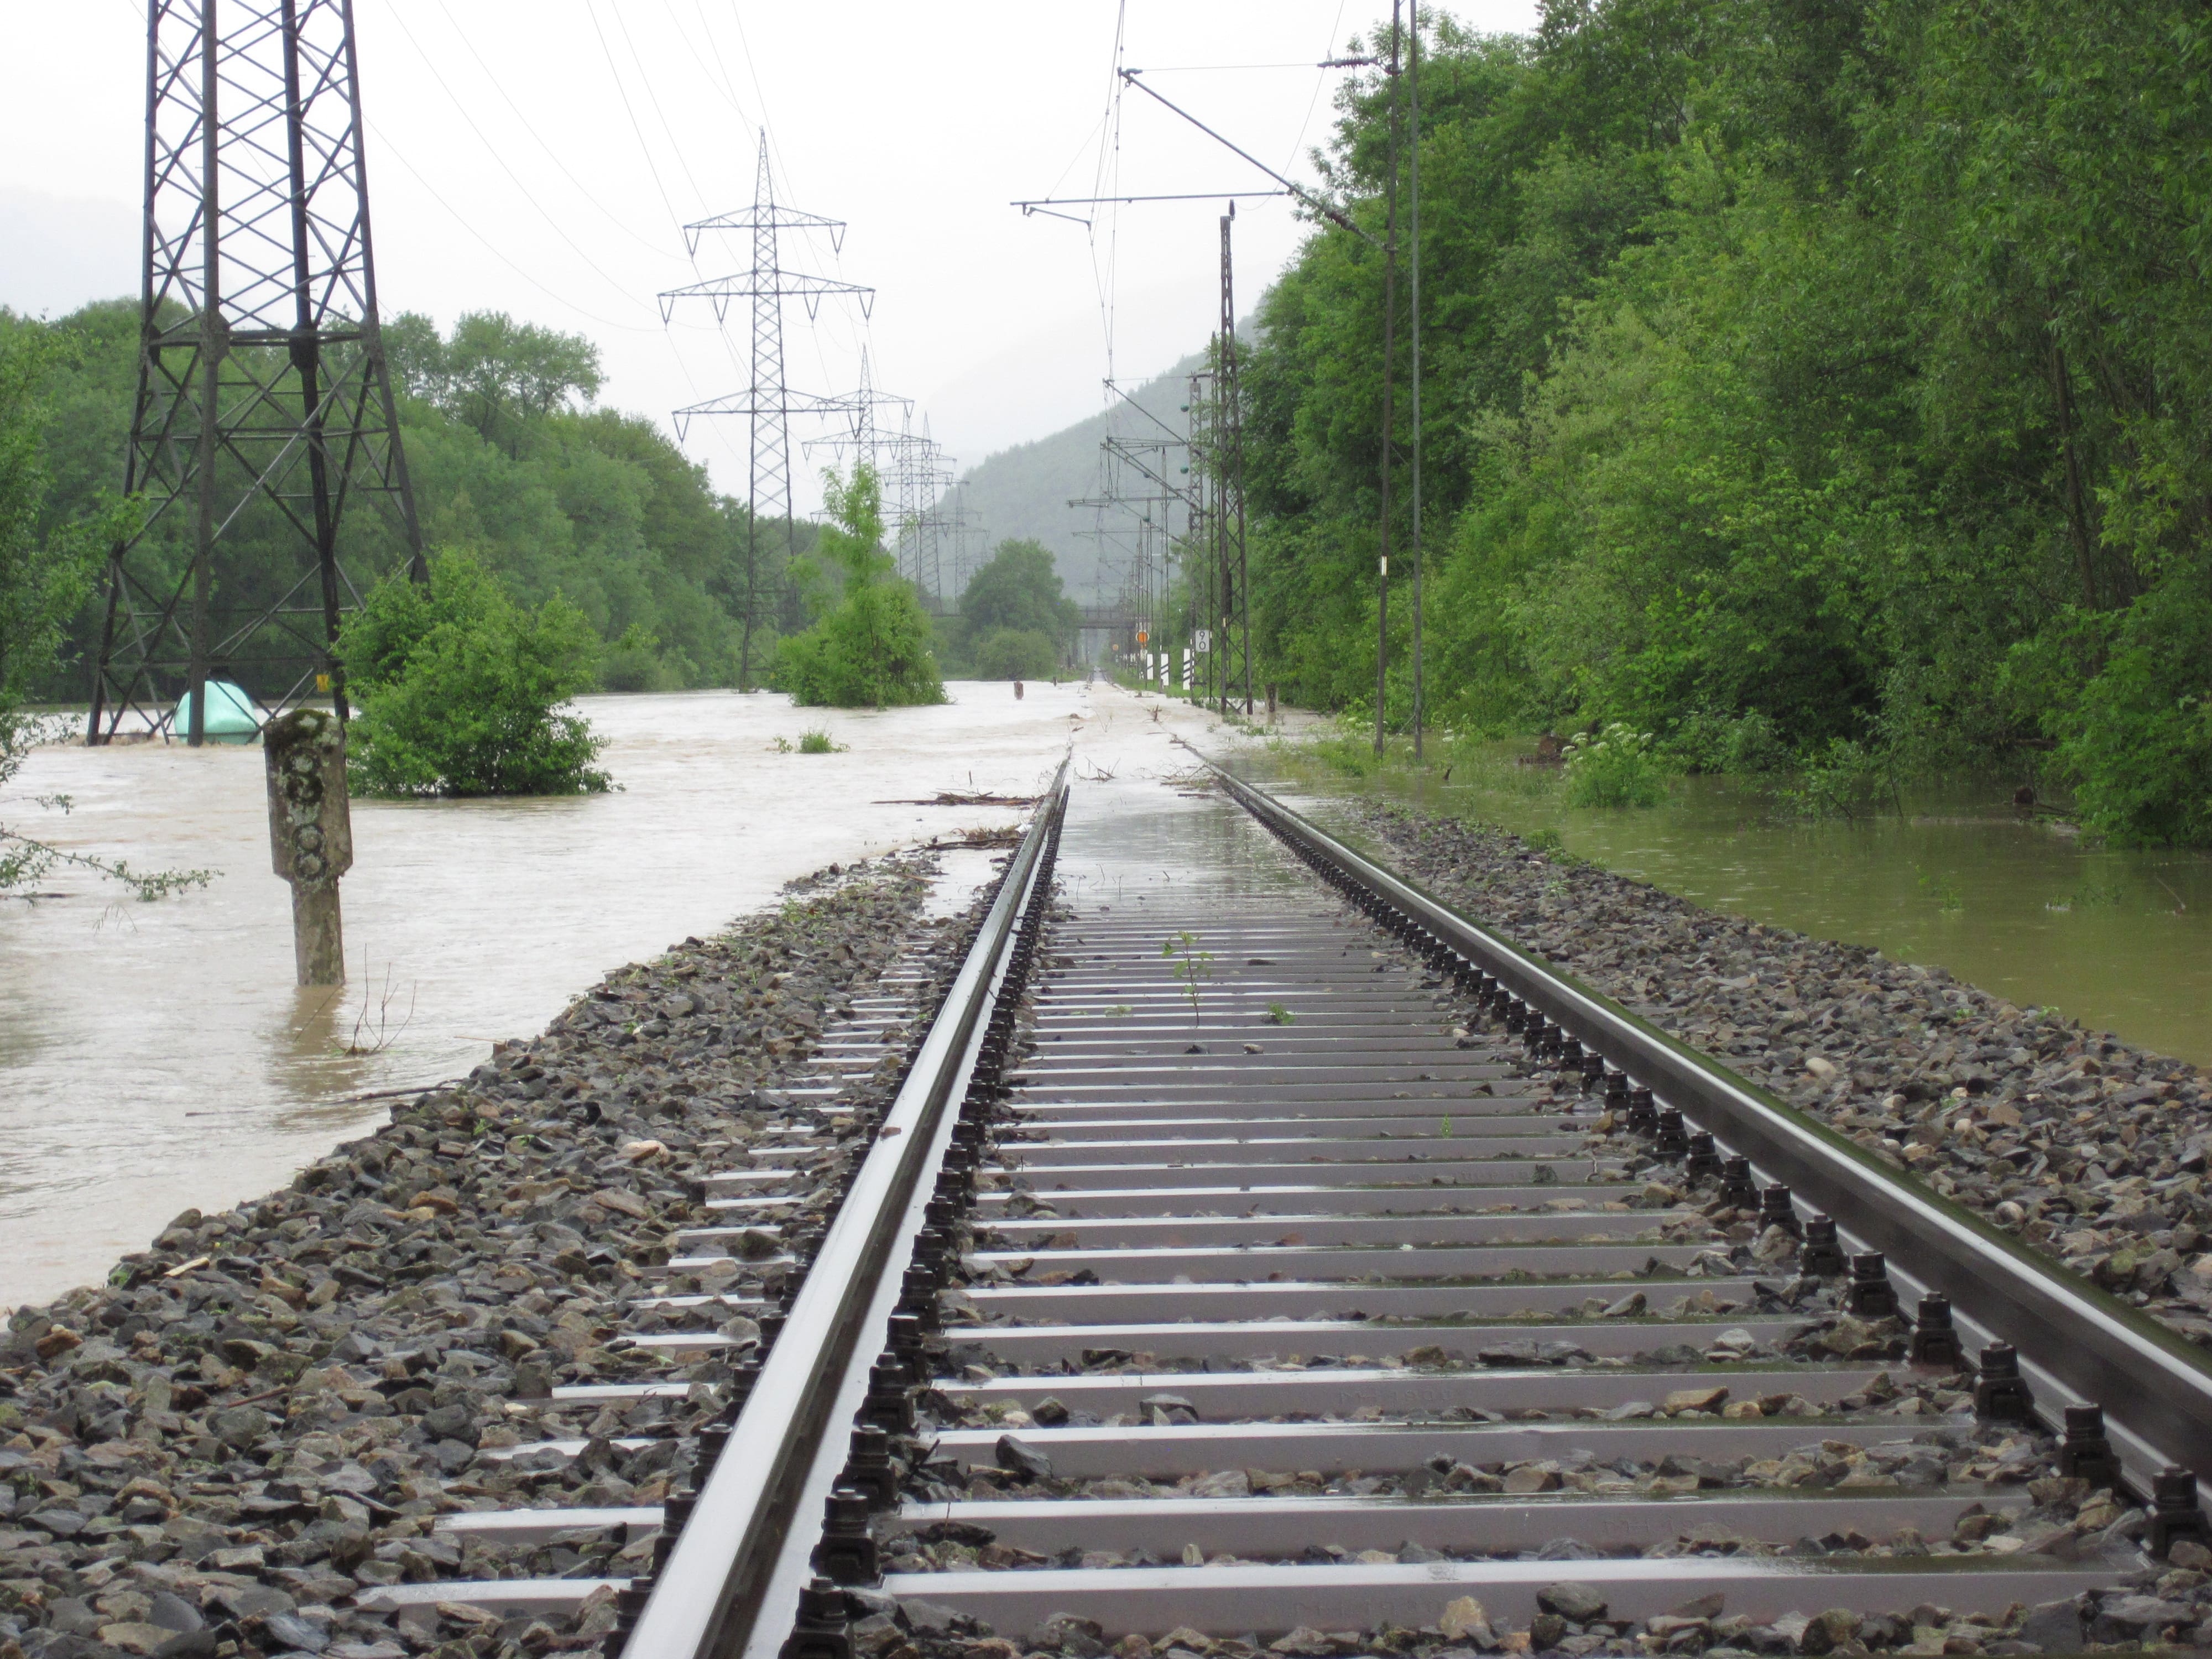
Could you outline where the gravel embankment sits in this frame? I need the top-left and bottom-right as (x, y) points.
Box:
(1345, 802), (2212, 1353)
(0, 854), (945, 1659)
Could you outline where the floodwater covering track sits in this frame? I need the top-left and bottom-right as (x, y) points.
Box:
(363, 765), (2212, 1658)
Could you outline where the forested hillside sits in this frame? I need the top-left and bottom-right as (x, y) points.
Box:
(953, 348), (1203, 600)
(1235, 0), (2212, 846)
(13, 301), (812, 697)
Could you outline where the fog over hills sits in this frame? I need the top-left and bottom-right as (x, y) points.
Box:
(949, 346), (1211, 603)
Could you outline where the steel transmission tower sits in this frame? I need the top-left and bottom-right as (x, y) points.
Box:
(88, 0), (426, 745)
(800, 351), (958, 603)
(662, 133), (874, 685)
(890, 414), (956, 607)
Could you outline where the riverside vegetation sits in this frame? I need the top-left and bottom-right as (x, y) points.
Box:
(335, 554), (609, 800)
(0, 304), (1087, 716)
(1220, 0), (2212, 847)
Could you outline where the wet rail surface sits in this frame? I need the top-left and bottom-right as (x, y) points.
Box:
(360, 771), (2212, 1658)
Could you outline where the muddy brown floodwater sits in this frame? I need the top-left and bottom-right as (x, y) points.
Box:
(0, 683), (1241, 1306)
(1253, 750), (2212, 1070)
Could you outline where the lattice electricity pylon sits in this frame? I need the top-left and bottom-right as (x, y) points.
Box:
(935, 480), (989, 599)
(661, 132), (874, 679)
(801, 351), (951, 593)
(888, 414), (957, 606)
(87, 0), (427, 745)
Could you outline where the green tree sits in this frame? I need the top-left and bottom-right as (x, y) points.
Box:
(0, 313), (205, 898)
(971, 627), (1059, 681)
(337, 551), (609, 797)
(389, 309), (604, 456)
(775, 466), (945, 708)
(957, 538), (1079, 655)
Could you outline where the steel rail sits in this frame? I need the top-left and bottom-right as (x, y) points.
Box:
(624, 761), (1070, 1659)
(1205, 759), (2212, 1499)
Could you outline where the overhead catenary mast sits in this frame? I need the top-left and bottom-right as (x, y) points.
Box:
(661, 133), (875, 685)
(1020, 58), (1388, 709)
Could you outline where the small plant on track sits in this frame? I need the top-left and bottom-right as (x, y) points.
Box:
(1162, 930), (1213, 1026)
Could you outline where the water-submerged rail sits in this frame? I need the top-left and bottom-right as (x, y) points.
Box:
(380, 765), (2212, 1657)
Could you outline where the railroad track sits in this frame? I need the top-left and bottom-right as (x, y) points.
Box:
(360, 760), (2212, 1658)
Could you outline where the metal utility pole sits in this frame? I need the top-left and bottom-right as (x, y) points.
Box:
(1220, 206), (1251, 716)
(88, 0), (425, 745)
(661, 133), (874, 684)
(1026, 62), (1392, 711)
(1374, 1), (1402, 759)
(1409, 17), (1426, 760)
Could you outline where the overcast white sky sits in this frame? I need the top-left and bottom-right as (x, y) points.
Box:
(0, 2), (1536, 510)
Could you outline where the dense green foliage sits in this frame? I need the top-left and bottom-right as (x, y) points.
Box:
(13, 302), (814, 699)
(775, 467), (945, 709)
(1563, 723), (1668, 808)
(971, 628), (1060, 681)
(336, 552), (609, 797)
(1234, 0), (2212, 842)
(0, 317), (206, 896)
(944, 538), (1079, 678)
(0, 320), (103, 765)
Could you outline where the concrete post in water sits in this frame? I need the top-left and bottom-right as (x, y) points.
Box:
(264, 708), (353, 985)
(1014, 680), (1025, 700)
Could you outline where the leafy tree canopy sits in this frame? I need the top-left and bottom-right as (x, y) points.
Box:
(1221, 0), (2212, 843)
(958, 539), (1080, 648)
(337, 550), (609, 797)
(0, 312), (204, 897)
(25, 304), (802, 701)
(775, 467), (946, 709)
(386, 310), (603, 455)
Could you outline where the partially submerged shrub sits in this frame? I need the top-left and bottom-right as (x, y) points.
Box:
(598, 623), (682, 693)
(1785, 736), (1896, 821)
(1563, 722), (1669, 807)
(338, 552), (609, 797)
(776, 467), (945, 709)
(972, 627), (1058, 681)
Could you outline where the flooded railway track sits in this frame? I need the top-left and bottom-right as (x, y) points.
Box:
(375, 763), (2212, 1658)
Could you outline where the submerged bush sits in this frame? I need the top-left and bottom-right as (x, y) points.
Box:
(776, 467), (945, 709)
(1668, 707), (1792, 775)
(338, 551), (609, 797)
(1563, 723), (1669, 807)
(971, 627), (1058, 681)
(1784, 737), (1897, 821)
(598, 623), (684, 693)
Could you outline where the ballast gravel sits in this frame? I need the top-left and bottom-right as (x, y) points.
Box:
(0, 854), (951, 1659)
(1338, 802), (2212, 1353)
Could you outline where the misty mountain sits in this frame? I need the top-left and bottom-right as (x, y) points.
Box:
(948, 347), (1211, 603)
